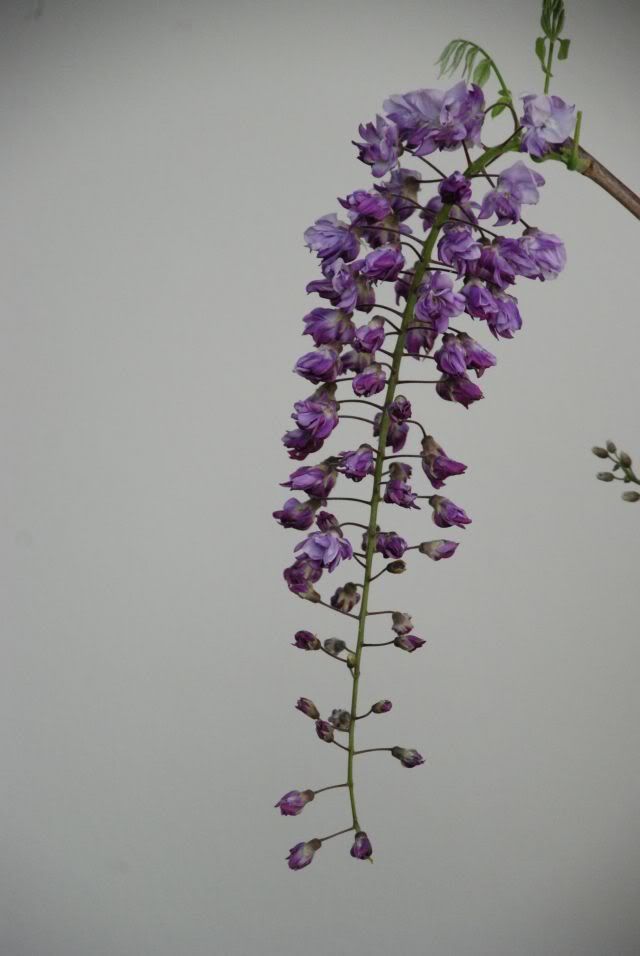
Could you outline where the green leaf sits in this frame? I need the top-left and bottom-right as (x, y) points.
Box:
(490, 102), (508, 117)
(436, 39), (457, 70)
(535, 36), (547, 71)
(557, 37), (570, 59)
(450, 40), (468, 74)
(473, 58), (491, 86)
(463, 45), (479, 80)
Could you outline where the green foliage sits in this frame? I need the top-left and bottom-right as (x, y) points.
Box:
(541, 0), (566, 40)
(437, 40), (492, 88)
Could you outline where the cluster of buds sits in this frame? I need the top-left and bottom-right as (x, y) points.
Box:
(592, 442), (640, 502)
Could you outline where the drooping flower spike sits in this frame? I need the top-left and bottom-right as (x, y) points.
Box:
(274, 0), (640, 870)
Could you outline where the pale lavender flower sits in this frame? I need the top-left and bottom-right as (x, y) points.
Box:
(415, 271), (465, 332)
(520, 93), (576, 159)
(304, 214), (359, 265)
(275, 790), (315, 816)
(354, 115), (402, 177)
(479, 161), (545, 226)
(287, 839), (321, 870)
(294, 531), (353, 571)
(418, 539), (459, 560)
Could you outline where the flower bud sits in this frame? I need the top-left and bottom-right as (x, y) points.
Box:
(394, 634), (426, 652)
(372, 699), (392, 714)
(293, 630), (321, 651)
(323, 638), (346, 657)
(386, 559), (406, 574)
(315, 719), (335, 742)
(591, 446), (609, 459)
(391, 746), (425, 768)
(606, 441), (617, 453)
(330, 582), (361, 613)
(316, 510), (341, 533)
(619, 452), (632, 467)
(275, 789), (315, 816)
(346, 652), (357, 669)
(418, 539), (459, 561)
(296, 697), (320, 719)
(622, 491), (640, 502)
(596, 472), (614, 482)
(287, 838), (322, 870)
(391, 611), (413, 636)
(328, 708), (352, 731)
(350, 831), (373, 860)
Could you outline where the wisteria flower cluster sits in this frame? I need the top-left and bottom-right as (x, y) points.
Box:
(274, 0), (639, 870)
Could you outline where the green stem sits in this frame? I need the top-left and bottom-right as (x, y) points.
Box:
(344, 137), (517, 833)
(543, 39), (554, 94)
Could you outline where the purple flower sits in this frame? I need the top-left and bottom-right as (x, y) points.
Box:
(338, 444), (376, 481)
(372, 699), (393, 714)
(375, 531), (408, 558)
(353, 363), (386, 396)
(374, 410), (409, 452)
(350, 831), (373, 860)
(340, 348), (373, 374)
(421, 435), (467, 489)
(391, 746), (425, 768)
(487, 292), (522, 339)
(339, 189), (392, 221)
(360, 245), (405, 282)
(304, 214), (359, 265)
(273, 497), (318, 530)
(421, 194), (479, 231)
(315, 510), (340, 533)
(353, 316), (385, 353)
(282, 461), (338, 498)
(295, 530), (353, 571)
(330, 582), (360, 612)
(461, 280), (498, 322)
(375, 167), (421, 221)
(384, 465), (419, 509)
(302, 308), (354, 346)
(429, 494), (471, 529)
(479, 161), (545, 226)
(418, 539), (459, 560)
(434, 333), (467, 375)
(389, 395), (412, 421)
(354, 115), (402, 177)
(405, 321), (438, 358)
(315, 719), (335, 742)
(439, 171), (472, 205)
(275, 789), (315, 816)
(384, 81), (484, 155)
(292, 386), (339, 438)
(472, 243), (517, 289)
(287, 839), (321, 870)
(458, 332), (496, 377)
(296, 697), (320, 719)
(306, 258), (360, 313)
(438, 227), (482, 277)
(293, 630), (321, 650)
(519, 228), (566, 280)
(520, 93), (576, 159)
(294, 346), (341, 384)
(415, 271), (465, 333)
(436, 373), (484, 408)
(391, 611), (413, 636)
(283, 558), (322, 600)
(394, 633), (426, 652)
(282, 428), (324, 460)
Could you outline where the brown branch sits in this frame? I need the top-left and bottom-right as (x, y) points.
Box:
(575, 144), (640, 221)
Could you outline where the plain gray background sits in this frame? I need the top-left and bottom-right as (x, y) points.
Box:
(2, 0), (639, 954)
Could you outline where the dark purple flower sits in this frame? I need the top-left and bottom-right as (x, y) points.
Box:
(479, 161), (545, 226)
(418, 539), (459, 560)
(292, 386), (339, 438)
(283, 558), (322, 600)
(429, 494), (471, 529)
(439, 171), (472, 205)
(520, 93), (576, 159)
(287, 839), (321, 870)
(519, 228), (566, 280)
(458, 332), (496, 377)
(296, 697), (320, 719)
(350, 831), (373, 860)
(330, 582), (361, 613)
(354, 115), (402, 177)
(328, 709), (351, 731)
(315, 510), (340, 533)
(340, 348), (373, 374)
(405, 320), (438, 358)
(472, 243), (517, 289)
(304, 214), (359, 265)
(273, 497), (318, 530)
(353, 363), (386, 396)
(374, 410), (409, 452)
(389, 395), (412, 421)
(282, 461), (338, 498)
(306, 258), (360, 313)
(415, 271), (465, 333)
(339, 189), (392, 221)
(375, 531), (408, 559)
(421, 435), (467, 489)
(360, 245), (405, 281)
(294, 346), (341, 384)
(293, 630), (321, 650)
(315, 719), (335, 742)
(394, 633), (426, 652)
(384, 479), (419, 509)
(487, 292), (522, 339)
(434, 333), (467, 375)
(294, 530), (353, 571)
(435, 373), (484, 408)
(282, 428), (324, 460)
(275, 789), (315, 816)
(438, 226), (482, 277)
(302, 308), (354, 346)
(391, 746), (425, 768)
(391, 611), (413, 636)
(372, 699), (393, 714)
(353, 316), (385, 353)
(462, 279), (499, 320)
(338, 444), (376, 481)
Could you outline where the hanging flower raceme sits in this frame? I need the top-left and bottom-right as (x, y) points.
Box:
(274, 44), (569, 868)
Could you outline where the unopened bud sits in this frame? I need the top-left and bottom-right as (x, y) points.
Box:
(391, 746), (425, 768)
(331, 582), (361, 613)
(293, 630), (321, 651)
(328, 708), (352, 731)
(394, 634), (426, 652)
(296, 697), (320, 720)
(391, 611), (413, 636)
(619, 452), (632, 467)
(387, 560), (406, 574)
(596, 472), (614, 482)
(606, 441), (617, 453)
(346, 652), (356, 669)
(418, 539), (459, 561)
(372, 699), (392, 714)
(622, 491), (640, 502)
(591, 446), (609, 459)
(315, 719), (335, 742)
(323, 638), (346, 657)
